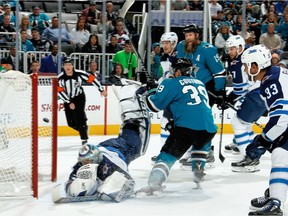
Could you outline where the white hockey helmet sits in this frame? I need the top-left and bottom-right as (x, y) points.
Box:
(78, 144), (103, 164)
(241, 44), (271, 77)
(225, 35), (245, 55)
(160, 32), (178, 49)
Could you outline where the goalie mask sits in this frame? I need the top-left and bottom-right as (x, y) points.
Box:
(171, 58), (193, 76)
(78, 144), (103, 164)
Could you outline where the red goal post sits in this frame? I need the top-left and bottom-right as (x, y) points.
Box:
(0, 71), (58, 198)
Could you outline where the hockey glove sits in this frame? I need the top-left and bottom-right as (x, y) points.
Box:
(246, 135), (273, 160)
(147, 79), (158, 96)
(214, 90), (227, 110)
(226, 91), (238, 106)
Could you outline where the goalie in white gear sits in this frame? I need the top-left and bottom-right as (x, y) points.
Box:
(65, 83), (151, 202)
(241, 44), (288, 216)
(151, 31), (178, 163)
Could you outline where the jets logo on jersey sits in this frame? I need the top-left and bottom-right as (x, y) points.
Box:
(231, 60), (239, 66)
(262, 75), (272, 83)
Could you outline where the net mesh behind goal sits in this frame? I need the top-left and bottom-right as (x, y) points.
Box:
(0, 71), (58, 198)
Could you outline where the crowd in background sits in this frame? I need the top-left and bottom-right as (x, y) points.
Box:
(0, 0), (288, 83)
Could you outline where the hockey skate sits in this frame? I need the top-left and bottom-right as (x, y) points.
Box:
(250, 188), (270, 210)
(224, 142), (240, 154)
(248, 198), (283, 216)
(231, 155), (260, 173)
(206, 146), (215, 168)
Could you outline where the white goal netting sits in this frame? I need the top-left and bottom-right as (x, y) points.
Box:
(0, 71), (57, 197)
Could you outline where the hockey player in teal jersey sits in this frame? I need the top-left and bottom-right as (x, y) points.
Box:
(176, 24), (226, 167)
(138, 58), (217, 195)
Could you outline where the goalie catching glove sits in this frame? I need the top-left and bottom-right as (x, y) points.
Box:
(246, 134), (273, 160)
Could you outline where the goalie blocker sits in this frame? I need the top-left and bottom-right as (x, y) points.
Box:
(53, 83), (151, 203)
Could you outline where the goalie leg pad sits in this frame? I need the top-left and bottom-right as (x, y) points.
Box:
(98, 171), (135, 202)
(67, 178), (98, 197)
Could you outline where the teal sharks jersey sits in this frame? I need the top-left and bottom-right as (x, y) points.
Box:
(147, 76), (218, 133)
(176, 41), (225, 91)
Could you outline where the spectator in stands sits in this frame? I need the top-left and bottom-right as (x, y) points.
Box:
(0, 45), (18, 70)
(2, 0), (22, 11)
(30, 28), (53, 52)
(81, 0), (101, 25)
(0, 14), (16, 44)
(87, 60), (103, 83)
(271, 53), (280, 66)
(214, 23), (233, 57)
(81, 34), (102, 53)
(107, 63), (125, 84)
(42, 17), (75, 45)
(96, 13), (114, 36)
(246, 14), (262, 45)
(0, 4), (16, 26)
(150, 42), (162, 80)
(261, 12), (279, 33)
(113, 40), (137, 79)
(278, 12), (288, 41)
(237, 23), (256, 48)
(29, 6), (51, 35)
(224, 11), (236, 28)
(259, 23), (282, 54)
(106, 1), (118, 26)
(189, 0), (203, 11)
(109, 19), (129, 48)
(28, 60), (40, 74)
(39, 44), (62, 74)
(20, 29), (35, 53)
(70, 18), (90, 46)
(106, 35), (123, 53)
(209, 0), (222, 21)
(19, 15), (32, 39)
(172, 0), (190, 10)
(275, 0), (287, 16)
(212, 11), (226, 37)
(232, 14), (243, 35)
(261, 3), (277, 23)
(260, 0), (272, 18)
(152, 0), (169, 10)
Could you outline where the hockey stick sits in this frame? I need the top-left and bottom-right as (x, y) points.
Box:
(219, 106), (225, 163)
(208, 91), (264, 129)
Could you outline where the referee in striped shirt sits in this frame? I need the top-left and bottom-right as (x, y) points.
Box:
(58, 57), (108, 145)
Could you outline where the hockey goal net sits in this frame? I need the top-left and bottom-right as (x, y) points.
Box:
(0, 71), (58, 198)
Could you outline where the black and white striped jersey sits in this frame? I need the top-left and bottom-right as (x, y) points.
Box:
(57, 69), (104, 103)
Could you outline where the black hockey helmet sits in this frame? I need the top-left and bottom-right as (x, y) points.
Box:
(171, 58), (192, 76)
(63, 57), (74, 65)
(183, 23), (200, 34)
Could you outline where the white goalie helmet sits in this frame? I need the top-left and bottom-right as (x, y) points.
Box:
(160, 32), (178, 49)
(225, 35), (245, 55)
(78, 144), (103, 164)
(241, 44), (272, 77)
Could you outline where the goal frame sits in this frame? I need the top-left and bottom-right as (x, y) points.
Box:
(31, 73), (58, 198)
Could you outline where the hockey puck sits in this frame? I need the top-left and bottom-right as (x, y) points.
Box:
(43, 118), (50, 123)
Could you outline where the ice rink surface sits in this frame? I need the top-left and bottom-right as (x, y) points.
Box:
(1, 134), (287, 216)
